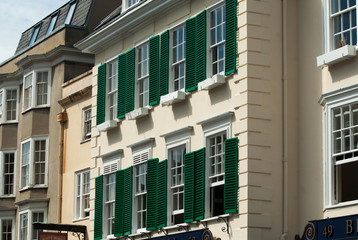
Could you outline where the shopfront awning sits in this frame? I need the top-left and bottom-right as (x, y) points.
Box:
(33, 223), (86, 240)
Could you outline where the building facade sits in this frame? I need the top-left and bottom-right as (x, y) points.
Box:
(0, 0), (120, 239)
(76, 0), (301, 239)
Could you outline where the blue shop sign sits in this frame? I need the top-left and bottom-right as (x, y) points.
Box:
(297, 214), (358, 240)
(148, 228), (214, 240)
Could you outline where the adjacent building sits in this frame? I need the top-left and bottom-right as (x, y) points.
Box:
(0, 0), (120, 239)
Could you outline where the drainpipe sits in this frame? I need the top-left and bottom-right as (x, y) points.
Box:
(57, 110), (68, 224)
(280, 0), (288, 239)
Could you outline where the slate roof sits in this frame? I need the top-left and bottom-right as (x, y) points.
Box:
(15, 0), (93, 54)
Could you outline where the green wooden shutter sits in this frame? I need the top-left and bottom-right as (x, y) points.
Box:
(160, 31), (169, 97)
(156, 160), (167, 228)
(184, 152), (195, 223)
(114, 170), (124, 237)
(224, 137), (238, 213)
(195, 11), (206, 85)
(97, 64), (106, 125)
(225, 0), (237, 76)
(146, 158), (158, 230)
(149, 36), (160, 106)
(194, 148), (205, 221)
(117, 53), (127, 119)
(123, 167), (133, 236)
(185, 17), (197, 92)
(94, 175), (103, 240)
(125, 48), (135, 113)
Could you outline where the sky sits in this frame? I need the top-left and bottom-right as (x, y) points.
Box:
(0, 0), (69, 63)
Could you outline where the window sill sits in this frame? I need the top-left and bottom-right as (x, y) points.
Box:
(0, 195), (15, 199)
(96, 120), (118, 132)
(72, 216), (89, 223)
(162, 222), (189, 231)
(198, 74), (225, 91)
(0, 120), (18, 125)
(22, 105), (50, 114)
(200, 213), (230, 223)
(160, 90), (186, 105)
(325, 199), (358, 210)
(125, 107), (149, 120)
(128, 229), (151, 237)
(19, 185), (48, 192)
(80, 138), (91, 144)
(317, 45), (356, 67)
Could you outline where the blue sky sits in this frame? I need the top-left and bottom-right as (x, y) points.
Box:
(0, 0), (69, 63)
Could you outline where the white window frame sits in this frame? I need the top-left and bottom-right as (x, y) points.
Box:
(82, 106), (92, 141)
(323, 91), (358, 208)
(0, 150), (17, 197)
(131, 146), (151, 234)
(74, 169), (90, 221)
(0, 212), (15, 240)
(207, 3), (226, 77)
(22, 69), (51, 112)
(102, 157), (120, 239)
(0, 87), (19, 124)
(199, 113), (231, 218)
(135, 42), (150, 109)
(323, 0), (358, 53)
(106, 59), (118, 121)
(170, 24), (186, 93)
(166, 138), (189, 226)
(20, 136), (49, 190)
(18, 207), (47, 240)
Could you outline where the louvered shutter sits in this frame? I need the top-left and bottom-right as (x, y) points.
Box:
(225, 0), (237, 76)
(114, 170), (124, 237)
(149, 36), (160, 106)
(224, 137), (238, 213)
(97, 64), (106, 125)
(160, 31), (169, 97)
(156, 160), (167, 228)
(184, 152), (195, 222)
(125, 49), (135, 113)
(123, 167), (133, 236)
(195, 11), (206, 85)
(146, 158), (158, 230)
(185, 17), (197, 92)
(94, 175), (103, 240)
(117, 53), (127, 119)
(194, 148), (205, 221)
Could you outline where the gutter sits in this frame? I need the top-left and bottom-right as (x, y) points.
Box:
(280, 0), (288, 239)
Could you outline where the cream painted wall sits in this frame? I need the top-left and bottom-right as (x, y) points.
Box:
(88, 0), (293, 239)
(61, 72), (92, 239)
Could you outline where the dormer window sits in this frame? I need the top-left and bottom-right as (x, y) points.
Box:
(46, 14), (58, 35)
(29, 25), (40, 46)
(64, 1), (77, 25)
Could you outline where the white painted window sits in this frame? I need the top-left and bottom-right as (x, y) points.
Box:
(3, 88), (18, 123)
(198, 112), (232, 218)
(18, 207), (47, 240)
(20, 137), (48, 189)
(1, 151), (16, 197)
(1, 218), (13, 240)
(75, 169), (90, 220)
(323, 0), (358, 52)
(209, 4), (226, 76)
(22, 70), (51, 112)
(136, 43), (149, 108)
(106, 60), (118, 120)
(82, 106), (91, 141)
(102, 159), (119, 238)
(171, 25), (186, 92)
(133, 149), (149, 232)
